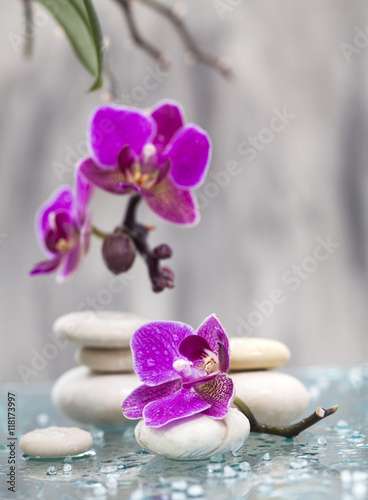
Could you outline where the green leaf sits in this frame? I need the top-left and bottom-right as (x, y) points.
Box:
(34, 0), (104, 90)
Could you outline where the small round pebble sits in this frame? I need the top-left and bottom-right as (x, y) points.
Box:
(19, 426), (93, 457)
(53, 310), (149, 348)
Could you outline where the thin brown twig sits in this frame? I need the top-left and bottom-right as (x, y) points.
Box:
(114, 0), (164, 62)
(233, 396), (339, 439)
(139, 0), (234, 79)
(22, 0), (33, 58)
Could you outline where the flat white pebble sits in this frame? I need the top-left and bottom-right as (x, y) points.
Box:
(52, 366), (141, 425)
(76, 347), (134, 373)
(53, 310), (148, 348)
(19, 426), (93, 457)
(229, 337), (291, 370)
(231, 371), (310, 425)
(135, 408), (250, 460)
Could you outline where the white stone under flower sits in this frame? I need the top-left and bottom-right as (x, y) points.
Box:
(135, 407), (249, 460)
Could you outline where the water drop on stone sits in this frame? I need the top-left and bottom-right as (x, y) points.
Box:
(336, 420), (349, 429)
(106, 477), (118, 490)
(262, 452), (272, 461)
(187, 484), (204, 497)
(130, 489), (146, 500)
(317, 437), (327, 446)
(172, 494), (186, 500)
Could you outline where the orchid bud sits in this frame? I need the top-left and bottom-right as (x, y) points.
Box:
(153, 244), (172, 259)
(102, 231), (135, 274)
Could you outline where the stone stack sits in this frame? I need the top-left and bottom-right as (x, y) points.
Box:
(52, 311), (310, 428)
(52, 311), (146, 426)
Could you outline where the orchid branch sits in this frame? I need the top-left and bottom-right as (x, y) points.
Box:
(233, 396), (339, 438)
(114, 0), (165, 63)
(140, 0), (233, 79)
(92, 226), (109, 240)
(113, 0), (233, 79)
(22, 0), (33, 58)
(123, 195), (174, 292)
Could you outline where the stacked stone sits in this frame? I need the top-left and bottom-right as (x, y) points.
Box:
(52, 311), (147, 426)
(52, 311), (310, 429)
(228, 337), (310, 425)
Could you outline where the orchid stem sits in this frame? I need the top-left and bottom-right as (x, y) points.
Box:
(22, 0), (33, 58)
(122, 195), (174, 292)
(233, 396), (339, 439)
(92, 226), (109, 240)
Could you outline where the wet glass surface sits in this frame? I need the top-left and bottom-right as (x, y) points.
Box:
(1, 365), (367, 499)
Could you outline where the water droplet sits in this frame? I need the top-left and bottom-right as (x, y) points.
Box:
(207, 463), (222, 475)
(63, 463), (72, 473)
(36, 413), (49, 427)
(106, 477), (118, 490)
(210, 453), (225, 463)
(318, 437), (327, 446)
(172, 493), (186, 500)
(100, 465), (117, 473)
(262, 452), (272, 461)
(289, 459), (308, 469)
(238, 461), (251, 472)
(130, 489), (146, 500)
(223, 465), (237, 478)
(187, 484), (204, 497)
(171, 480), (188, 491)
(46, 466), (57, 476)
(336, 420), (349, 429)
(63, 456), (73, 463)
(93, 483), (108, 497)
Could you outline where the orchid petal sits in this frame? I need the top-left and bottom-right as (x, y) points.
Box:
(143, 388), (211, 428)
(218, 342), (230, 372)
(29, 256), (62, 276)
(182, 372), (218, 390)
(37, 187), (74, 250)
(145, 177), (200, 226)
(164, 125), (211, 188)
(89, 105), (155, 166)
(179, 335), (212, 362)
(117, 145), (135, 175)
(74, 166), (93, 222)
(196, 314), (229, 356)
(57, 245), (81, 282)
(79, 157), (137, 195)
(151, 100), (184, 154)
(194, 373), (235, 419)
(131, 321), (194, 386)
(122, 379), (182, 419)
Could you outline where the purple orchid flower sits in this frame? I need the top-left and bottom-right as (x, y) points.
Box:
(79, 100), (211, 226)
(122, 314), (235, 428)
(30, 169), (93, 282)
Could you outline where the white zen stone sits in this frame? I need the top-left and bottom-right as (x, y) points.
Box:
(53, 310), (148, 348)
(229, 337), (291, 371)
(231, 371), (310, 425)
(19, 426), (93, 457)
(52, 366), (141, 426)
(135, 408), (250, 460)
(75, 347), (134, 373)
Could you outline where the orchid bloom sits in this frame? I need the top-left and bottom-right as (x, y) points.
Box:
(122, 314), (235, 427)
(30, 169), (93, 282)
(79, 100), (211, 225)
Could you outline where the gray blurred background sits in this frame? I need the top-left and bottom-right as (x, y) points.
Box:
(1, 0), (368, 384)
